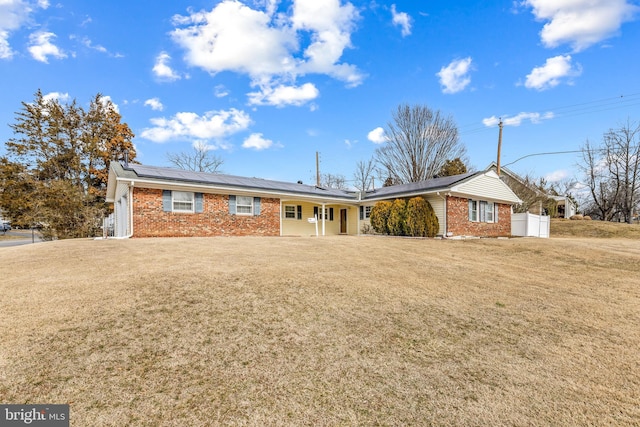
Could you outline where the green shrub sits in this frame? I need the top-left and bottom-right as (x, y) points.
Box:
(371, 198), (439, 237)
(388, 199), (408, 236)
(370, 201), (393, 234)
(424, 199), (439, 237)
(406, 197), (428, 237)
(405, 197), (439, 237)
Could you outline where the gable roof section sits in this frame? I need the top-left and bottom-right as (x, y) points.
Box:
(452, 170), (522, 203)
(486, 161), (546, 197)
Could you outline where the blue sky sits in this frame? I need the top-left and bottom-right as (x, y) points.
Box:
(1, 0), (640, 189)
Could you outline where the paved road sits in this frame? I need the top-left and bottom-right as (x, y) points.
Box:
(0, 230), (44, 248)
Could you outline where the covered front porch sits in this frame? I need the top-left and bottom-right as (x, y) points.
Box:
(280, 199), (360, 236)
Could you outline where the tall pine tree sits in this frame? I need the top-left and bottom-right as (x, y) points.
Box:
(0, 90), (136, 239)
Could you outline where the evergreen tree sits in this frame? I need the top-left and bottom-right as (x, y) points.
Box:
(0, 90), (136, 239)
(438, 158), (468, 177)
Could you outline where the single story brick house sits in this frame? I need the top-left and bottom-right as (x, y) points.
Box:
(105, 162), (521, 238)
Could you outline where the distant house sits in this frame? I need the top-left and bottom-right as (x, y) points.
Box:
(487, 162), (576, 218)
(105, 162), (521, 238)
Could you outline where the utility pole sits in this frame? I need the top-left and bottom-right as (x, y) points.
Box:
(316, 151), (320, 187)
(496, 119), (503, 176)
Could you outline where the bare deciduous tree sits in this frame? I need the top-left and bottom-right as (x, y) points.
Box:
(375, 104), (466, 184)
(578, 121), (640, 222)
(167, 142), (224, 173)
(319, 173), (348, 190)
(353, 158), (376, 191)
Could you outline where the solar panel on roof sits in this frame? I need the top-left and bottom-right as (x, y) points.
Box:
(125, 163), (355, 199)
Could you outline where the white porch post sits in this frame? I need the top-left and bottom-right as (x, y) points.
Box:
(322, 203), (326, 236)
(279, 200), (283, 236)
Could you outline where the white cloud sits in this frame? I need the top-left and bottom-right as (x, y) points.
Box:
(0, 0), (33, 59)
(247, 82), (319, 107)
(524, 55), (582, 91)
(144, 98), (164, 111)
(170, 0), (364, 105)
(99, 95), (119, 113)
(344, 138), (357, 148)
(391, 4), (412, 37)
(42, 92), (70, 103)
(483, 111), (554, 127)
(78, 36), (107, 53)
(242, 133), (274, 150)
(523, 0), (639, 52)
(140, 108), (252, 145)
(367, 127), (386, 144)
(545, 169), (568, 182)
(0, 32), (12, 59)
(28, 31), (66, 63)
(214, 84), (229, 98)
(152, 51), (182, 81)
(436, 57), (473, 94)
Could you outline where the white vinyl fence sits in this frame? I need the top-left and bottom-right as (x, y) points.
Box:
(511, 212), (550, 238)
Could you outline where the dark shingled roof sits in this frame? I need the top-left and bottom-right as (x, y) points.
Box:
(361, 172), (477, 200)
(112, 162), (486, 202)
(118, 163), (356, 200)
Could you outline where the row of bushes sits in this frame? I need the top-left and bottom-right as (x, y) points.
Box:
(369, 197), (439, 237)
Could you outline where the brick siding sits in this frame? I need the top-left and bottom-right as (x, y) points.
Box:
(446, 196), (511, 237)
(132, 188), (280, 237)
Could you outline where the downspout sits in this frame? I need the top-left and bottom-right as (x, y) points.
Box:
(437, 192), (447, 238)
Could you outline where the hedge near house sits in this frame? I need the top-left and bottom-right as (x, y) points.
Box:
(370, 200), (392, 234)
(406, 197), (426, 237)
(388, 199), (408, 236)
(370, 197), (439, 237)
(423, 199), (439, 237)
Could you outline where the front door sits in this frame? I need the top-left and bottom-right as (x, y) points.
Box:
(340, 209), (347, 234)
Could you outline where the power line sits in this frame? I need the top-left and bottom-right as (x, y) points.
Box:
(458, 91), (640, 137)
(502, 145), (640, 168)
(502, 150), (583, 167)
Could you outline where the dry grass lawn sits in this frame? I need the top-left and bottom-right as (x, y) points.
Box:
(1, 232), (639, 426)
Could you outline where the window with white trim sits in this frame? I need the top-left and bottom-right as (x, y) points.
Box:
(284, 205), (302, 220)
(359, 205), (372, 220)
(469, 199), (497, 223)
(483, 201), (494, 222)
(469, 200), (478, 221)
(314, 207), (333, 221)
(236, 196), (253, 215)
(173, 191), (194, 212)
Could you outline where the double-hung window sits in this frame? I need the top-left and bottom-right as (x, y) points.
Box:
(163, 190), (203, 213)
(469, 200), (478, 221)
(469, 199), (497, 223)
(236, 196), (254, 215)
(284, 205), (303, 220)
(229, 195), (261, 216)
(314, 207), (334, 221)
(173, 191), (194, 212)
(483, 201), (494, 222)
(359, 206), (372, 220)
